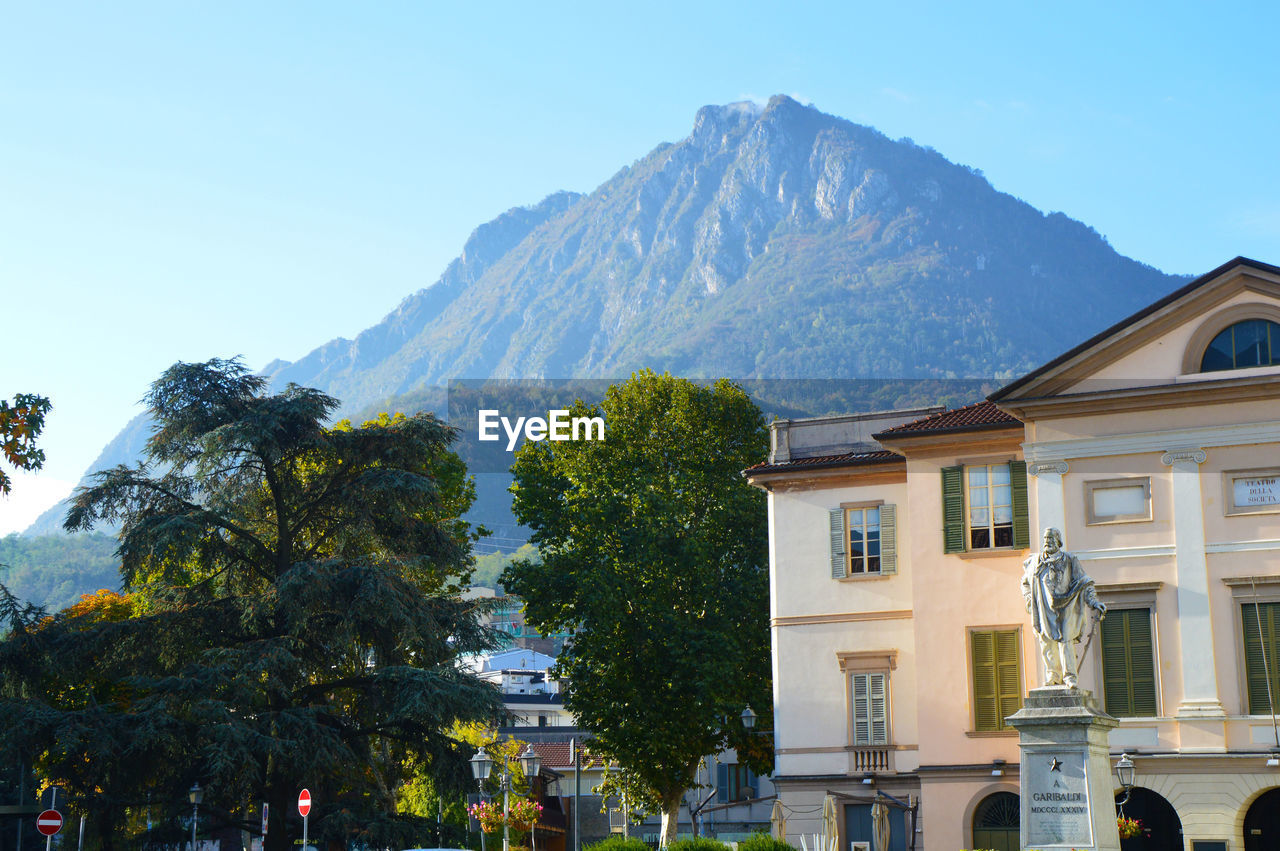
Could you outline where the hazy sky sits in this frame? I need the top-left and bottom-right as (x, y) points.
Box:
(4, 1), (1280, 534)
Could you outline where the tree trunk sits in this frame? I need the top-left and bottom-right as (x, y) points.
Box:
(659, 790), (684, 848)
(264, 784), (293, 851)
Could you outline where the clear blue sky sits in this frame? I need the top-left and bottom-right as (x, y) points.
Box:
(3, 1), (1279, 534)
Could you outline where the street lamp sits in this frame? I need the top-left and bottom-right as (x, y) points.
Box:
(1114, 753), (1135, 810)
(520, 746), (541, 851)
(471, 745), (542, 851)
(741, 706), (758, 730)
(470, 749), (492, 851)
(188, 783), (204, 851)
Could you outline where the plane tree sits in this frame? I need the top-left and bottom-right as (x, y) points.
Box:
(502, 371), (773, 846)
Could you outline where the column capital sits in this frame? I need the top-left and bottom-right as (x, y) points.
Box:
(1161, 448), (1206, 466)
(1028, 461), (1069, 477)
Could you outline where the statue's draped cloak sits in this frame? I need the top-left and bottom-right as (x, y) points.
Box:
(1023, 551), (1091, 643)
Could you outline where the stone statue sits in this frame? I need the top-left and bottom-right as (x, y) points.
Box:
(1021, 527), (1106, 688)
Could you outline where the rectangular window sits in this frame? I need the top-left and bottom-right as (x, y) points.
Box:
(851, 672), (888, 745)
(846, 507), (881, 575)
(1100, 608), (1158, 717)
(967, 464), (1013, 548)
(716, 763), (757, 802)
(943, 462), (1028, 553)
(971, 629), (1022, 731)
(830, 504), (897, 577)
(1242, 601), (1280, 715)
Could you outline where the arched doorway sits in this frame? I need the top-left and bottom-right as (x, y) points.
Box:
(972, 792), (1019, 851)
(1244, 787), (1280, 851)
(1116, 787), (1181, 851)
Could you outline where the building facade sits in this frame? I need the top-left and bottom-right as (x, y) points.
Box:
(748, 258), (1280, 851)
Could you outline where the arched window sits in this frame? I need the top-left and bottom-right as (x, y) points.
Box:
(1200, 319), (1280, 372)
(972, 792), (1019, 851)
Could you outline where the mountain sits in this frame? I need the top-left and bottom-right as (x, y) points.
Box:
(258, 95), (1182, 410)
(25, 95), (1187, 540)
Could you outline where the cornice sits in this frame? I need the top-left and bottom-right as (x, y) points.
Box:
(998, 373), (1280, 421)
(1023, 419), (1280, 464)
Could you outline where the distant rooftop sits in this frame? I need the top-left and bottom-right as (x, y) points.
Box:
(873, 400), (1021, 438)
(767, 406), (943, 463)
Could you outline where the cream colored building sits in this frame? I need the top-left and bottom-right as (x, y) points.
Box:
(747, 257), (1280, 851)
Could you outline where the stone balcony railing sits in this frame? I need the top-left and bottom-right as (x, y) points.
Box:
(849, 745), (894, 773)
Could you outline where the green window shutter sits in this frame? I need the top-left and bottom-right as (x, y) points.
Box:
(942, 466), (965, 553)
(716, 763), (728, 803)
(972, 631), (998, 731)
(879, 503), (897, 574)
(973, 629), (1021, 731)
(1010, 460), (1030, 549)
(852, 673), (870, 744)
(995, 629), (1022, 728)
(1243, 602), (1280, 715)
(852, 672), (888, 745)
(1101, 609), (1158, 717)
(869, 672), (888, 744)
(829, 508), (847, 578)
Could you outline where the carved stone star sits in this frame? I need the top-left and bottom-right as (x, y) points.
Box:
(1049, 757), (1063, 772)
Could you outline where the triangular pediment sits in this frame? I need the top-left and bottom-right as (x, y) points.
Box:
(991, 257), (1280, 409)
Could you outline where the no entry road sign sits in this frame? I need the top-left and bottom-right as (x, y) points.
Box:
(298, 789), (311, 817)
(36, 810), (63, 837)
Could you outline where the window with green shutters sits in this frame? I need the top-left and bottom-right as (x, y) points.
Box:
(1242, 601), (1280, 715)
(971, 629), (1022, 731)
(851, 672), (889, 745)
(1099, 608), (1158, 717)
(830, 504), (897, 577)
(942, 461), (1029, 553)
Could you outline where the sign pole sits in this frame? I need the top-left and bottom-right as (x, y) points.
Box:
(298, 789), (312, 851)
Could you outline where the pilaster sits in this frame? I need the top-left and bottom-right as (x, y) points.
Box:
(1029, 461), (1069, 540)
(1161, 447), (1225, 718)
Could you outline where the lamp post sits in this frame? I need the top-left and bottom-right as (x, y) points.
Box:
(471, 745), (542, 851)
(1114, 753), (1135, 812)
(470, 748), (492, 851)
(520, 746), (541, 851)
(188, 783), (203, 851)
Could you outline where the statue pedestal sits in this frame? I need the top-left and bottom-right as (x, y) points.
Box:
(1006, 686), (1121, 851)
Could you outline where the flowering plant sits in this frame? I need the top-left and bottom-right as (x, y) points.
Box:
(468, 799), (543, 834)
(1117, 815), (1143, 839)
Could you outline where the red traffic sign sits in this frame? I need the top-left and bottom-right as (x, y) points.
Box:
(36, 810), (63, 837)
(298, 789), (311, 817)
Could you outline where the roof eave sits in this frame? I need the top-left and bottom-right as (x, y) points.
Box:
(990, 256), (1280, 403)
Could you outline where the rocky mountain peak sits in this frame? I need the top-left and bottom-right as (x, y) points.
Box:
(27, 97), (1187, 537)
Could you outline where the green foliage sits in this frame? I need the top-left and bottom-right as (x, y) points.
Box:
(667, 838), (731, 851)
(503, 371), (773, 842)
(736, 834), (795, 851)
(584, 837), (652, 851)
(0, 533), (120, 612)
(0, 358), (504, 851)
(0, 393), (51, 495)
(473, 543), (539, 589)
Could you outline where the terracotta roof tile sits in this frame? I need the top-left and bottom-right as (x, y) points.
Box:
(529, 742), (573, 768)
(873, 400), (1021, 438)
(744, 449), (903, 476)
(527, 741), (603, 768)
